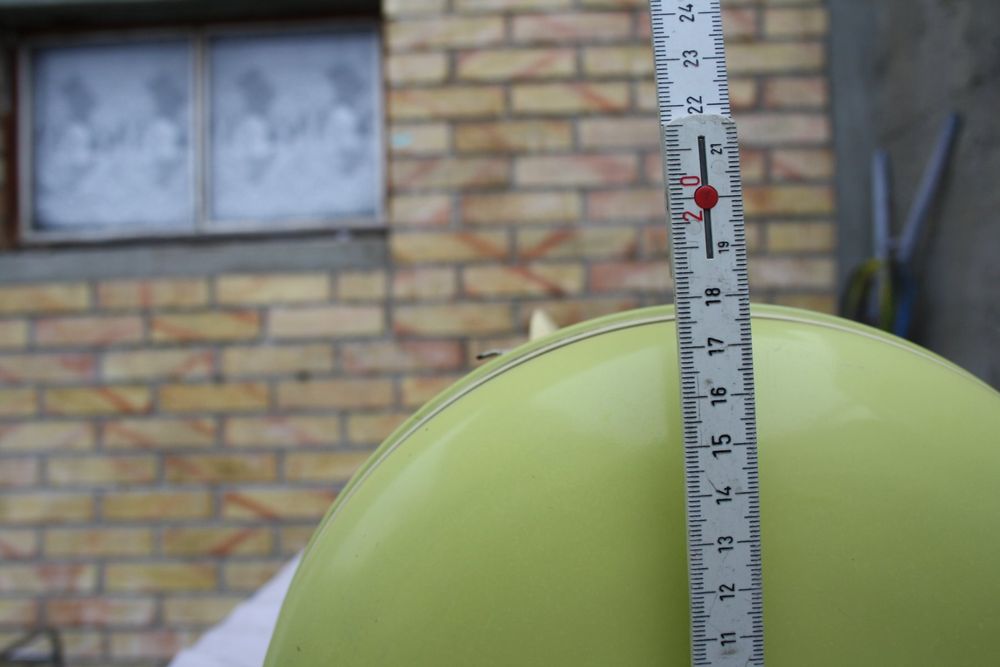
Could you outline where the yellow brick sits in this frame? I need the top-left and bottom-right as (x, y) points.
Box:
(386, 52), (448, 84)
(97, 279), (208, 309)
(722, 6), (759, 39)
(0, 599), (37, 625)
(59, 631), (103, 661)
(36, 315), (143, 347)
(516, 154), (637, 186)
(0, 493), (93, 524)
(517, 297), (637, 327)
(222, 344), (332, 377)
(728, 42), (824, 74)
(764, 7), (828, 37)
(635, 78), (757, 113)
(590, 261), (673, 293)
(511, 82), (629, 114)
(579, 117), (658, 149)
(270, 306), (384, 338)
(336, 270), (388, 301)
(384, 0), (446, 15)
(106, 563), (216, 592)
(0, 352), (95, 384)
(738, 113), (830, 145)
(392, 268), (458, 301)
(400, 375), (463, 407)
(47, 455), (157, 485)
(222, 489), (336, 520)
(216, 273), (329, 305)
(517, 227), (638, 260)
(464, 264), (585, 297)
(45, 386), (151, 415)
(0, 563), (96, 593)
(390, 124), (450, 155)
(456, 0), (570, 9)
(582, 45), (652, 76)
(103, 349), (214, 381)
(391, 231), (508, 264)
(587, 188), (664, 221)
(163, 596), (243, 626)
(47, 597), (155, 627)
(0, 320), (27, 348)
(103, 491), (212, 520)
(391, 157), (509, 190)
(0, 529), (40, 559)
(770, 148), (834, 181)
(276, 379), (394, 410)
(0, 388), (36, 416)
(394, 304), (513, 336)
(152, 312), (260, 342)
(111, 630), (196, 660)
(389, 194), (453, 226)
(284, 451), (371, 483)
(279, 525), (318, 555)
(750, 258), (836, 290)
(348, 412), (409, 444)
(224, 561), (285, 591)
(0, 283), (89, 315)
(743, 185), (834, 216)
(455, 119), (573, 154)
(387, 15), (504, 50)
(103, 418), (216, 449)
(767, 222), (836, 253)
(462, 191), (581, 225)
(224, 415), (341, 448)
(45, 528), (153, 557)
(511, 12), (631, 43)
(457, 48), (575, 81)
(0, 421), (94, 452)
(0, 458), (39, 488)
(389, 86), (505, 120)
(162, 526), (273, 556)
(341, 340), (464, 374)
(772, 293), (837, 315)
(764, 76), (828, 109)
(164, 453), (276, 483)
(160, 382), (268, 413)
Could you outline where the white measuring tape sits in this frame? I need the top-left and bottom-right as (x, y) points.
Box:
(649, 1), (764, 665)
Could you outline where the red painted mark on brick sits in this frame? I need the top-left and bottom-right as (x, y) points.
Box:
(520, 229), (578, 261)
(456, 232), (507, 260)
(208, 528), (261, 557)
(395, 157), (443, 188)
(95, 386), (149, 414)
(0, 536), (33, 559)
(223, 492), (281, 520)
(572, 83), (624, 113)
(510, 266), (570, 296)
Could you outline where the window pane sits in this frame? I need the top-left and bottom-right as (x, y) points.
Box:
(208, 29), (380, 225)
(30, 41), (195, 233)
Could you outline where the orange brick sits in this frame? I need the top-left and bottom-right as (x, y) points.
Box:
(388, 15), (504, 50)
(728, 42), (824, 74)
(517, 297), (637, 327)
(159, 382), (268, 413)
(511, 12), (631, 43)
(455, 120), (573, 153)
(462, 191), (581, 225)
(389, 86), (505, 120)
(394, 304), (513, 336)
(216, 273), (329, 305)
(764, 76), (828, 109)
(151, 311), (260, 342)
(337, 271), (388, 301)
(45, 527), (153, 557)
(516, 154), (637, 186)
(224, 416), (341, 448)
(47, 456), (157, 486)
(0, 389), (36, 416)
(457, 48), (576, 81)
(163, 596), (243, 626)
(0, 421), (94, 452)
(162, 526), (273, 556)
(45, 386), (151, 415)
(342, 341), (465, 373)
(0, 599), (37, 625)
(764, 7), (828, 38)
(0, 320), (27, 348)
(767, 222), (836, 253)
(770, 148), (834, 181)
(0, 563), (96, 594)
(348, 412), (410, 444)
(743, 185), (834, 216)
(587, 188), (665, 221)
(391, 157), (509, 190)
(386, 52), (448, 84)
(517, 227), (638, 260)
(103, 491), (211, 521)
(276, 379), (393, 410)
(224, 560), (285, 591)
(750, 257), (835, 289)
(391, 231), (508, 264)
(511, 82), (630, 114)
(738, 113), (830, 145)
(0, 458), (39, 488)
(106, 563), (216, 592)
(390, 123), (450, 155)
(284, 451), (371, 483)
(222, 344), (332, 377)
(590, 261), (673, 293)
(0, 493), (92, 524)
(164, 453), (276, 483)
(392, 268), (458, 301)
(0, 353), (95, 383)
(222, 489), (336, 521)
(97, 279), (208, 309)
(579, 117), (658, 149)
(0, 529), (39, 560)
(36, 315), (143, 347)
(389, 194), (453, 226)
(582, 45), (652, 76)
(0, 283), (89, 315)
(464, 264), (585, 297)
(400, 375), (463, 407)
(103, 418), (216, 449)
(47, 597), (155, 627)
(270, 305), (384, 338)
(103, 349), (213, 381)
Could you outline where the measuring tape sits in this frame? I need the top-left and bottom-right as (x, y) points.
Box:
(649, 1), (764, 665)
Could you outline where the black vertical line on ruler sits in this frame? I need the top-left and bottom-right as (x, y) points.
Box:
(697, 136), (714, 259)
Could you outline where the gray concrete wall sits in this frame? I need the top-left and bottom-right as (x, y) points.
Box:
(831, 0), (1000, 387)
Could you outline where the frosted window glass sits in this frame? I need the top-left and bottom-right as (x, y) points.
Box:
(208, 30), (379, 224)
(31, 41), (194, 231)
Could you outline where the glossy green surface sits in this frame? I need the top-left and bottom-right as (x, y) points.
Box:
(266, 305), (1000, 666)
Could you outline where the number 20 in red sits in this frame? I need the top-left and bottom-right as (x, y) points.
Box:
(679, 175), (703, 223)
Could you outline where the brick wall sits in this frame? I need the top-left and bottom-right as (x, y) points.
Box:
(0, 0), (834, 663)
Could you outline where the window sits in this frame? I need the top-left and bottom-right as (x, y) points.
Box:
(18, 24), (383, 243)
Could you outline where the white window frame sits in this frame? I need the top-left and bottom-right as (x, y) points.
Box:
(17, 20), (385, 245)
